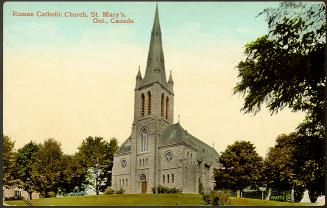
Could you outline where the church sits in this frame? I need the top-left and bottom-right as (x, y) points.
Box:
(111, 5), (220, 194)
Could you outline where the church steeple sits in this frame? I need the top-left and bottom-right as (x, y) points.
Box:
(140, 3), (167, 88)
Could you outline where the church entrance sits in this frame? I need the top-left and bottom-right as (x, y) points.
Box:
(141, 182), (147, 193)
(139, 174), (147, 193)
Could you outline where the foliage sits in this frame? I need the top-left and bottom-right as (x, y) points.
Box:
(115, 188), (125, 194)
(14, 141), (40, 199)
(57, 154), (89, 194)
(104, 187), (115, 195)
(263, 133), (325, 202)
(202, 190), (231, 206)
(214, 141), (263, 192)
(234, 2), (326, 140)
(235, 2), (325, 203)
(3, 135), (16, 187)
(76, 136), (119, 194)
(30, 138), (64, 197)
(152, 185), (182, 194)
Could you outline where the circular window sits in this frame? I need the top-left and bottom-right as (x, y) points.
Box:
(139, 173), (146, 182)
(164, 151), (173, 162)
(121, 159), (127, 168)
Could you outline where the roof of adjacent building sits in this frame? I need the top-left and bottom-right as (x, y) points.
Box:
(160, 123), (220, 166)
(115, 123), (220, 167)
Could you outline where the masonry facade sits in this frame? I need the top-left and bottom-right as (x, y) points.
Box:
(111, 5), (220, 194)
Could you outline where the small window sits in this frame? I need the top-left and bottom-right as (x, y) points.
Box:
(121, 159), (127, 168)
(141, 93), (145, 117)
(165, 96), (169, 119)
(147, 91), (151, 115)
(167, 174), (170, 183)
(143, 158), (145, 166)
(161, 93), (164, 116)
(163, 175), (165, 183)
(123, 179), (125, 186)
(164, 151), (173, 161)
(172, 174), (174, 183)
(119, 179), (121, 187)
(139, 159), (141, 166)
(126, 179), (128, 187)
(146, 158), (148, 166)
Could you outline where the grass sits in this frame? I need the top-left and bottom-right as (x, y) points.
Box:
(4, 194), (315, 206)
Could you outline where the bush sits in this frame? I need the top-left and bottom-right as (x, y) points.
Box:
(104, 187), (115, 195)
(152, 185), (182, 194)
(202, 190), (231, 206)
(115, 188), (125, 194)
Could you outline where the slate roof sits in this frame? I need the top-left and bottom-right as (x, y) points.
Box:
(160, 123), (220, 166)
(115, 137), (131, 155)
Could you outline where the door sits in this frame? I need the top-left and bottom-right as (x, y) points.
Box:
(141, 182), (147, 193)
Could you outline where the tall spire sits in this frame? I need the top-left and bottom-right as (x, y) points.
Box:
(141, 3), (167, 88)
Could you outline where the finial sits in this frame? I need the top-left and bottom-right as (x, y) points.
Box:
(168, 70), (174, 83)
(212, 142), (215, 149)
(178, 114), (180, 123)
(137, 65), (142, 79)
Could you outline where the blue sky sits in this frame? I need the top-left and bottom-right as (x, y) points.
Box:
(4, 2), (308, 156)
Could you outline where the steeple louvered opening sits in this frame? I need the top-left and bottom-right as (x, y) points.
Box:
(147, 91), (152, 115)
(141, 93), (145, 117)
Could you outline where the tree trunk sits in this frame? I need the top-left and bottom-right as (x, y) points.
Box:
(28, 191), (32, 200)
(237, 190), (241, 198)
(266, 188), (271, 200)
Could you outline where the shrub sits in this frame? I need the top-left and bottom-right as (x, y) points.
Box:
(104, 187), (115, 195)
(115, 188), (125, 194)
(202, 190), (231, 206)
(152, 185), (182, 194)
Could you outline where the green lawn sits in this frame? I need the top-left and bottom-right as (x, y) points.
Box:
(4, 194), (315, 206)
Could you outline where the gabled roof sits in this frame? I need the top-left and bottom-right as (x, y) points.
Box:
(115, 137), (131, 155)
(160, 123), (220, 166)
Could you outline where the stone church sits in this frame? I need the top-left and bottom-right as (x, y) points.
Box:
(112, 5), (220, 194)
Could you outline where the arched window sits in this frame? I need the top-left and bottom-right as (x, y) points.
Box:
(140, 128), (148, 152)
(146, 158), (148, 166)
(161, 93), (164, 117)
(140, 174), (146, 182)
(172, 174), (174, 183)
(119, 179), (121, 187)
(163, 175), (165, 183)
(147, 91), (151, 115)
(139, 159), (141, 166)
(123, 179), (125, 186)
(165, 96), (169, 119)
(141, 93), (145, 117)
(167, 174), (170, 183)
(191, 153), (193, 164)
(143, 158), (145, 166)
(126, 179), (128, 187)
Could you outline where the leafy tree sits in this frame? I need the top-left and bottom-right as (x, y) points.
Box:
(76, 136), (119, 194)
(30, 138), (63, 197)
(234, 2), (325, 202)
(14, 141), (40, 199)
(234, 2), (325, 139)
(214, 141), (263, 196)
(3, 135), (16, 187)
(57, 154), (89, 194)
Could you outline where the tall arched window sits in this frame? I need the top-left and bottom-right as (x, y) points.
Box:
(141, 93), (145, 117)
(140, 128), (148, 152)
(147, 91), (151, 115)
(165, 96), (169, 119)
(161, 93), (164, 117)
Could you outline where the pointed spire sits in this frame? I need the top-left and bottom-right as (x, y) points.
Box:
(140, 3), (167, 88)
(137, 65), (142, 79)
(168, 70), (173, 83)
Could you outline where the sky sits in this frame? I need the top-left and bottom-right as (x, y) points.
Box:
(3, 1), (310, 157)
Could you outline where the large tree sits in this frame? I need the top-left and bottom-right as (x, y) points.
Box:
(76, 136), (118, 194)
(234, 2), (325, 139)
(30, 138), (63, 197)
(3, 135), (16, 187)
(234, 2), (325, 202)
(14, 141), (40, 199)
(214, 141), (263, 197)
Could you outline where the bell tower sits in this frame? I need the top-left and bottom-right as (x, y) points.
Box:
(133, 4), (174, 125)
(129, 4), (174, 193)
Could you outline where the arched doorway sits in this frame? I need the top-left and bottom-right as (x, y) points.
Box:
(139, 174), (147, 193)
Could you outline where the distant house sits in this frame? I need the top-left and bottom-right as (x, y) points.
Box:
(3, 186), (39, 200)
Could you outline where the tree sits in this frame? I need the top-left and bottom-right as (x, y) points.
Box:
(234, 2), (325, 139)
(214, 141), (263, 197)
(14, 141), (40, 199)
(30, 138), (63, 197)
(234, 2), (325, 202)
(3, 135), (16, 187)
(57, 154), (89, 194)
(76, 136), (119, 194)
